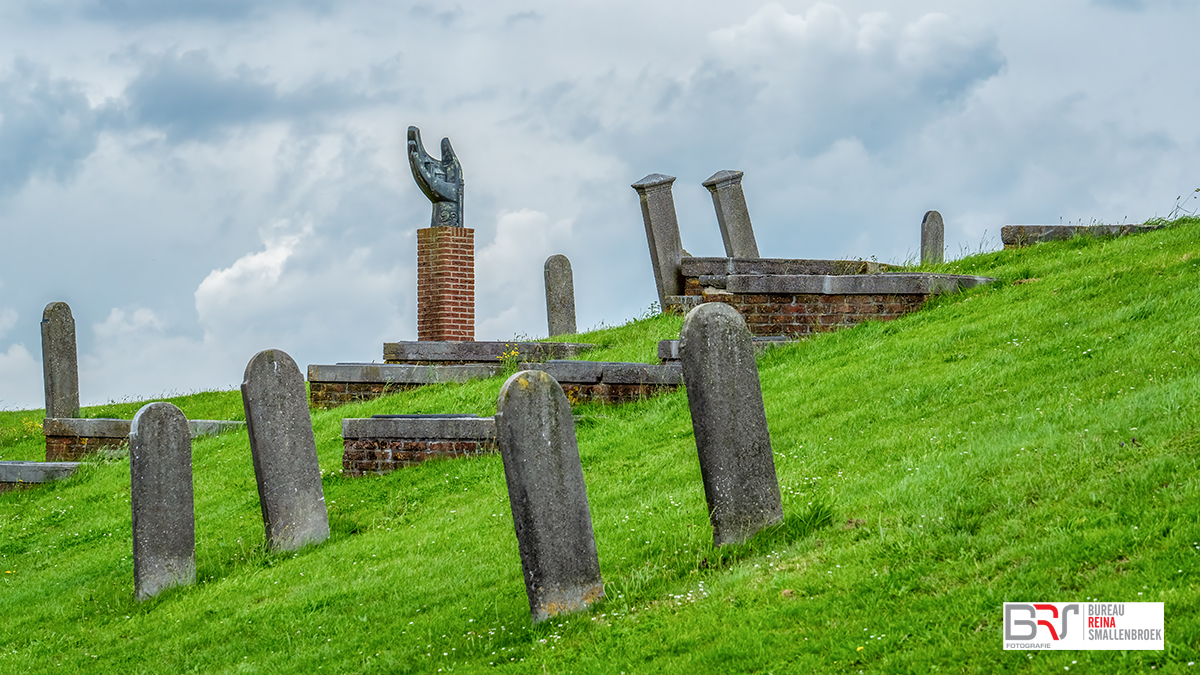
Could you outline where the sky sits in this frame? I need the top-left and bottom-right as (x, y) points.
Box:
(1, 0), (1197, 410)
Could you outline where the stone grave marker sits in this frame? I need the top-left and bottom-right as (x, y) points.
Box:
(41, 302), (80, 419)
(703, 170), (760, 259)
(921, 210), (944, 265)
(679, 302), (783, 546)
(632, 173), (684, 308)
(496, 369), (604, 623)
(241, 349), (330, 551)
(544, 254), (577, 337)
(130, 402), (195, 601)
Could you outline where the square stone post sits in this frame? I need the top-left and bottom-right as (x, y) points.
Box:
(703, 170), (760, 259)
(417, 226), (475, 342)
(632, 174), (684, 309)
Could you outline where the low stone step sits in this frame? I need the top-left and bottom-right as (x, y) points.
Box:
(516, 361), (682, 405)
(42, 418), (245, 461)
(307, 363), (502, 408)
(382, 341), (594, 364)
(657, 337), (791, 361)
(341, 415), (497, 476)
(1001, 223), (1162, 248)
(0, 461), (81, 492)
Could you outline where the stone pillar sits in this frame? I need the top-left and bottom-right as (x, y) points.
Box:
(496, 369), (604, 624)
(703, 170), (760, 259)
(416, 226), (475, 342)
(544, 254), (577, 337)
(631, 173), (684, 309)
(241, 349), (330, 552)
(679, 302), (783, 546)
(921, 210), (944, 265)
(130, 402), (195, 601)
(41, 302), (80, 419)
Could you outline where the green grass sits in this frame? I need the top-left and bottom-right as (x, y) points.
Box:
(3, 218), (1200, 673)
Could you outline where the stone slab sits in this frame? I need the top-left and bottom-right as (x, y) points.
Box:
(0, 461), (80, 484)
(658, 337), (790, 361)
(43, 418), (244, 440)
(307, 363), (501, 384)
(724, 273), (995, 296)
(383, 341), (595, 363)
(681, 257), (899, 278)
(1001, 223), (1162, 247)
(518, 361), (683, 385)
(342, 416), (496, 441)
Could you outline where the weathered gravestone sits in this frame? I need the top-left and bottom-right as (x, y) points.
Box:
(679, 302), (783, 546)
(496, 369), (604, 623)
(41, 302), (80, 419)
(632, 173), (684, 308)
(544, 254), (577, 337)
(130, 402), (195, 601)
(921, 210), (944, 265)
(703, 170), (760, 259)
(241, 349), (330, 551)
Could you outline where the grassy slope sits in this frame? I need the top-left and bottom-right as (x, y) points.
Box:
(2, 218), (1199, 674)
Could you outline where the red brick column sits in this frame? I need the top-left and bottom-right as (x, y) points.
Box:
(417, 226), (475, 341)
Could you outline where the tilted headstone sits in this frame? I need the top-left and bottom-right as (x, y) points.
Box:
(631, 173), (684, 308)
(703, 170), (760, 259)
(679, 302), (783, 546)
(241, 349), (330, 551)
(130, 402), (195, 601)
(408, 126), (464, 227)
(921, 210), (944, 265)
(496, 369), (604, 623)
(544, 254), (577, 337)
(41, 302), (80, 419)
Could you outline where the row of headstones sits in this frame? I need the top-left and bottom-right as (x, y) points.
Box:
(499, 302), (781, 622)
(131, 349), (328, 600)
(131, 302), (779, 625)
(629, 171), (948, 308)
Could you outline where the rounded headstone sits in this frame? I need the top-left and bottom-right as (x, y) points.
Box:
(496, 369), (604, 623)
(41, 302), (80, 419)
(679, 302), (783, 546)
(130, 402), (195, 601)
(241, 349), (330, 551)
(544, 254), (577, 337)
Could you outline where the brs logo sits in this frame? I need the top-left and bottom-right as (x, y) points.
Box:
(1005, 603), (1081, 641)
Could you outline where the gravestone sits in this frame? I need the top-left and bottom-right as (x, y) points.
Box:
(496, 369), (604, 623)
(544, 254), (577, 337)
(41, 302), (80, 419)
(921, 210), (944, 265)
(703, 170), (760, 259)
(631, 173), (684, 308)
(408, 126), (464, 228)
(241, 349), (330, 551)
(679, 302), (783, 546)
(130, 402), (195, 601)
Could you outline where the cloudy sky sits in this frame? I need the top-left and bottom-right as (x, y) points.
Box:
(0, 0), (1197, 410)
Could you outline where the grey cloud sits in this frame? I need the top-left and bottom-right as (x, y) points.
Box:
(0, 60), (104, 195)
(75, 0), (335, 23)
(120, 50), (399, 142)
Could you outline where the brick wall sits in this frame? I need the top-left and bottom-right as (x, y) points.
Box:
(696, 290), (928, 338)
(560, 383), (679, 405)
(309, 382), (422, 409)
(417, 226), (475, 342)
(680, 275), (929, 338)
(45, 436), (127, 461)
(342, 438), (496, 476)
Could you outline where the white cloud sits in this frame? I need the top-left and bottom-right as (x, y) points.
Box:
(0, 307), (17, 340)
(0, 343), (39, 411)
(476, 208), (574, 340)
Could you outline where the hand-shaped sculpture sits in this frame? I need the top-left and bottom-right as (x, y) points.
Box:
(408, 126), (464, 228)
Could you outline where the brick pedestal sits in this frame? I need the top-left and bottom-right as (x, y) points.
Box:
(417, 227), (475, 341)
